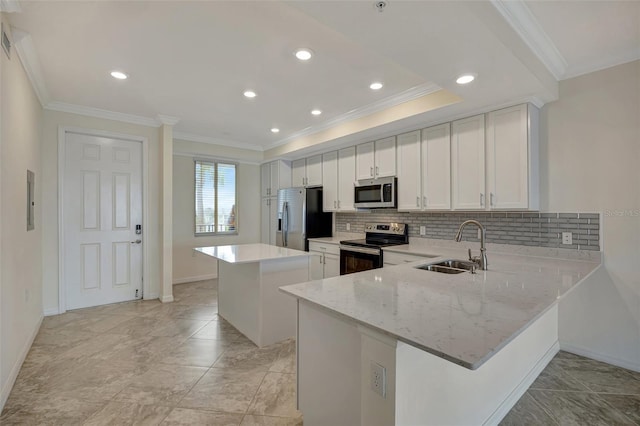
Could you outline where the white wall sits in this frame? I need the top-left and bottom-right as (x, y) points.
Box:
(0, 16), (44, 407)
(541, 60), (640, 370)
(41, 110), (163, 313)
(172, 140), (261, 283)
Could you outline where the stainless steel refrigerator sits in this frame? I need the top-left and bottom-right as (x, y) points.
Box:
(276, 187), (332, 251)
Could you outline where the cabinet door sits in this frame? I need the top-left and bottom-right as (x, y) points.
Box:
(374, 136), (396, 177)
(451, 115), (485, 210)
(322, 151), (338, 212)
(486, 104), (529, 209)
(309, 252), (324, 280)
(261, 163), (271, 197)
(269, 196), (279, 245)
(338, 147), (356, 211)
(355, 142), (375, 180)
(271, 160), (291, 193)
(423, 123), (451, 210)
(396, 131), (422, 211)
(323, 254), (340, 278)
(261, 198), (270, 243)
(292, 159), (306, 187)
(306, 154), (323, 186)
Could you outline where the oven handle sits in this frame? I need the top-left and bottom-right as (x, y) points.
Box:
(339, 245), (381, 256)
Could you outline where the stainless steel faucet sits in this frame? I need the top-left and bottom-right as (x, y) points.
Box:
(455, 220), (488, 271)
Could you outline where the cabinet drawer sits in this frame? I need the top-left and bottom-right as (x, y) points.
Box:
(383, 251), (436, 265)
(309, 241), (340, 256)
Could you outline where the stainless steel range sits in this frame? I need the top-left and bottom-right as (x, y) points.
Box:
(339, 223), (409, 275)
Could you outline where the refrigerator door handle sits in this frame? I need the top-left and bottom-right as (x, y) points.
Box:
(283, 201), (289, 247)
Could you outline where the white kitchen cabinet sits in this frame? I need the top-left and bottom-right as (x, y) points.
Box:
(356, 137), (396, 180)
(486, 104), (539, 210)
(292, 155), (322, 187)
(451, 115), (486, 210)
(322, 148), (355, 212)
(308, 241), (340, 278)
(397, 125), (451, 211)
(260, 197), (279, 245)
(337, 147), (356, 212)
(261, 160), (291, 197)
(322, 151), (338, 212)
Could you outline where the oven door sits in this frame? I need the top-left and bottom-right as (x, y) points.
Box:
(339, 245), (383, 275)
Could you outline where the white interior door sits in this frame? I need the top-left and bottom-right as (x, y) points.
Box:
(64, 132), (143, 310)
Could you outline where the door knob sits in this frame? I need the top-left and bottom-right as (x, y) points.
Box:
(131, 239), (142, 244)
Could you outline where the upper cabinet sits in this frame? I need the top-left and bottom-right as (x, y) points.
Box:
(356, 137), (396, 180)
(486, 104), (539, 210)
(322, 147), (356, 212)
(397, 125), (451, 211)
(261, 160), (291, 198)
(451, 115), (486, 210)
(291, 154), (323, 187)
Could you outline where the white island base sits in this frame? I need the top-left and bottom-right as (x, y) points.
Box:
(297, 300), (559, 426)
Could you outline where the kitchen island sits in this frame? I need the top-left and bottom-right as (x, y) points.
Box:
(280, 244), (601, 425)
(196, 243), (311, 347)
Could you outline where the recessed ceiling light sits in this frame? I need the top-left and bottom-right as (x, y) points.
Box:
(370, 82), (383, 90)
(243, 90), (257, 98)
(295, 48), (313, 61)
(271, 128), (280, 133)
(456, 74), (476, 85)
(311, 109), (322, 116)
(110, 71), (128, 80)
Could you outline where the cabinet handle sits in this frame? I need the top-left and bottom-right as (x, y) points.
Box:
(376, 166), (379, 176)
(423, 196), (427, 207)
(416, 196), (420, 207)
(490, 192), (495, 207)
(319, 255), (323, 264)
(370, 166), (373, 177)
(480, 193), (485, 207)
(334, 200), (337, 208)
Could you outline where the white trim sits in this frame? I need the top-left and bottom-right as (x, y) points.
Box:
(47, 102), (160, 128)
(0, 315), (43, 410)
(43, 307), (60, 316)
(560, 343), (640, 373)
(483, 341), (560, 425)
(173, 150), (260, 166)
(174, 131), (264, 152)
(58, 127), (150, 313)
(173, 274), (217, 285)
(491, 0), (567, 80)
(160, 295), (174, 303)
(11, 28), (50, 106)
(266, 83), (442, 150)
(156, 114), (180, 126)
(0, 0), (21, 13)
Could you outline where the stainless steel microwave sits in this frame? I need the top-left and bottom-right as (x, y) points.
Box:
(354, 177), (397, 209)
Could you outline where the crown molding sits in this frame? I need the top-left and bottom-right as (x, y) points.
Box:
(491, 0), (567, 80)
(11, 28), (50, 106)
(0, 0), (21, 13)
(173, 131), (264, 152)
(156, 114), (180, 126)
(266, 82), (441, 150)
(45, 101), (161, 128)
(562, 50), (640, 81)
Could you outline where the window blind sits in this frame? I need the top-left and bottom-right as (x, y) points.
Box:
(195, 160), (237, 235)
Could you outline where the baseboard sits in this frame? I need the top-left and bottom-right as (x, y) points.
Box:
(484, 341), (560, 425)
(144, 292), (159, 300)
(43, 307), (59, 316)
(172, 274), (217, 285)
(160, 295), (174, 303)
(560, 342), (640, 373)
(0, 314), (44, 411)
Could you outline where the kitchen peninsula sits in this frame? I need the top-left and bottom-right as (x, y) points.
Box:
(195, 243), (311, 347)
(280, 244), (601, 425)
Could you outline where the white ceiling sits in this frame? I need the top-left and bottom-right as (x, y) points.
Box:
(6, 0), (640, 154)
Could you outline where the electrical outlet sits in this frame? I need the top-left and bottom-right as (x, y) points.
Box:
(420, 225), (426, 236)
(346, 223), (351, 231)
(370, 362), (386, 398)
(562, 232), (573, 245)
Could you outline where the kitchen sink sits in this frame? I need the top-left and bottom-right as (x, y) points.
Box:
(415, 259), (477, 274)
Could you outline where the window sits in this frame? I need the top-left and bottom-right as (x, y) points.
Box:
(195, 160), (237, 235)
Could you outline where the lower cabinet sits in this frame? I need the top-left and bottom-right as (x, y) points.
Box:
(309, 241), (340, 278)
(261, 197), (278, 245)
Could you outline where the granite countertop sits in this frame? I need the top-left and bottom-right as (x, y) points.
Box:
(280, 245), (601, 370)
(195, 243), (311, 264)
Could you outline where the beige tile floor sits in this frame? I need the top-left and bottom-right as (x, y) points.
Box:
(3, 279), (640, 425)
(1, 280), (302, 425)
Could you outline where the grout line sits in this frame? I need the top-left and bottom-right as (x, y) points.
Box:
(525, 391), (561, 426)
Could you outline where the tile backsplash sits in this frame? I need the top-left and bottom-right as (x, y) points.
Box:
(335, 211), (600, 251)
